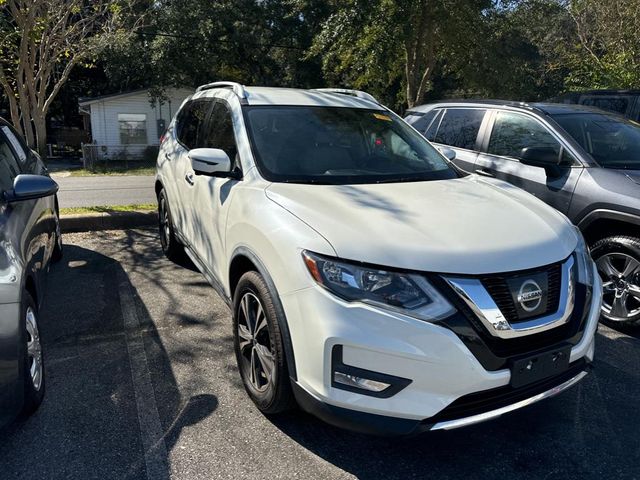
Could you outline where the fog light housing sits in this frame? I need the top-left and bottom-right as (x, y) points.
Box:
(333, 372), (391, 392)
(331, 345), (412, 398)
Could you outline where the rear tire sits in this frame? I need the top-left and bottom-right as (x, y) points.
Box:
(591, 235), (640, 325)
(20, 292), (45, 418)
(233, 271), (295, 414)
(158, 188), (183, 262)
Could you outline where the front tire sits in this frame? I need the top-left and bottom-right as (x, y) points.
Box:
(20, 292), (45, 418)
(233, 271), (294, 414)
(591, 235), (640, 325)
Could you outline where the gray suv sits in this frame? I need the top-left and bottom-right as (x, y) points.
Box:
(405, 101), (640, 325)
(0, 118), (62, 428)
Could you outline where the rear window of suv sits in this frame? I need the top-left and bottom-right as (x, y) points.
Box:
(431, 108), (486, 150)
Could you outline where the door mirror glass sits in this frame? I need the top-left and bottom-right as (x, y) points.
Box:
(4, 174), (58, 203)
(189, 148), (232, 175)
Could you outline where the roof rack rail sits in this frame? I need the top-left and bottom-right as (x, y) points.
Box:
(314, 88), (380, 105)
(196, 81), (247, 101)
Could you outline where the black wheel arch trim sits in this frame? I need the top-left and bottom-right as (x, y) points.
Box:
(230, 246), (298, 381)
(577, 209), (640, 231)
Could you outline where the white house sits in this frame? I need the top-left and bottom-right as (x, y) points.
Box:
(78, 87), (192, 161)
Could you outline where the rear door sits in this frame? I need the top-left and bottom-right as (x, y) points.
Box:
(169, 98), (214, 239)
(475, 110), (582, 214)
(423, 108), (487, 173)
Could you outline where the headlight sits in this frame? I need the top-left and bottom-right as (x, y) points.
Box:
(302, 251), (455, 321)
(574, 227), (595, 286)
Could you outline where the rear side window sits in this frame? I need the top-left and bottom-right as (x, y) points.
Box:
(202, 102), (239, 167)
(0, 132), (22, 192)
(176, 99), (212, 149)
(433, 108), (486, 150)
(581, 97), (630, 116)
(488, 111), (561, 159)
(405, 110), (438, 134)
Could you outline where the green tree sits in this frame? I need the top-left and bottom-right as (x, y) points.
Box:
(311, 0), (491, 108)
(0, 0), (144, 156)
(565, 0), (640, 89)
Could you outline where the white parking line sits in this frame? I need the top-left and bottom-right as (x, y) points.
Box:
(118, 270), (170, 480)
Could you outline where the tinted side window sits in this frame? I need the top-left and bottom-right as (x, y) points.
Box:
(433, 108), (486, 149)
(488, 112), (561, 159)
(424, 109), (443, 140)
(405, 110), (438, 133)
(0, 133), (22, 192)
(582, 97), (629, 115)
(176, 99), (212, 149)
(1, 125), (28, 164)
(202, 102), (238, 167)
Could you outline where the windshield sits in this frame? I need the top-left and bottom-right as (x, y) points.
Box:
(552, 113), (640, 170)
(243, 106), (458, 184)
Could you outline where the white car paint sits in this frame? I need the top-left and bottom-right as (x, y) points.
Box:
(156, 84), (601, 432)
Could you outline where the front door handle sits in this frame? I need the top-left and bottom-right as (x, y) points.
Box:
(165, 153), (172, 161)
(185, 173), (194, 185)
(475, 168), (495, 178)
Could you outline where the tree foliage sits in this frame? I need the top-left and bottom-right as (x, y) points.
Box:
(0, 0), (145, 155)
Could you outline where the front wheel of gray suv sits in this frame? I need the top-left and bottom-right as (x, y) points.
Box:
(591, 235), (640, 325)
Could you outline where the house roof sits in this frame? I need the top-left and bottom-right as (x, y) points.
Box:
(78, 87), (193, 106)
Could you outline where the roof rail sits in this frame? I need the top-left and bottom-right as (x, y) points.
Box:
(314, 88), (380, 105)
(196, 81), (247, 100)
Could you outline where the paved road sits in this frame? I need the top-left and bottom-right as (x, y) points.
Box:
(0, 228), (638, 480)
(53, 175), (156, 208)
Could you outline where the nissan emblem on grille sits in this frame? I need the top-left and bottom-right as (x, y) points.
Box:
(517, 280), (544, 312)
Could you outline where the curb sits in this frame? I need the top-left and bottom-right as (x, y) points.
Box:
(60, 210), (157, 233)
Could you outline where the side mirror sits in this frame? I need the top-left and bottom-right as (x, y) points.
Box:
(4, 174), (58, 203)
(188, 148), (232, 176)
(519, 147), (559, 167)
(437, 146), (456, 161)
(520, 147), (565, 178)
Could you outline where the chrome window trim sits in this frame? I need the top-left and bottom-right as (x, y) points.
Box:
(442, 256), (575, 339)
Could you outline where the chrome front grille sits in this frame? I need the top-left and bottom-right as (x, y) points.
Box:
(442, 256), (575, 340)
(480, 262), (563, 324)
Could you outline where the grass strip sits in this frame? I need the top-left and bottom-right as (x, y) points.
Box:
(60, 204), (156, 215)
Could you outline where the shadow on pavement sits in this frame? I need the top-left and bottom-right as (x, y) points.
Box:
(269, 327), (640, 480)
(0, 243), (216, 479)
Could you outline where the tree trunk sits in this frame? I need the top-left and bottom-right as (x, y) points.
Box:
(33, 112), (48, 161)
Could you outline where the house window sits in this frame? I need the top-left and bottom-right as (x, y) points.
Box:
(118, 114), (147, 144)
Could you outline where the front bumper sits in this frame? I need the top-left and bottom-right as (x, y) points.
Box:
(282, 265), (601, 435)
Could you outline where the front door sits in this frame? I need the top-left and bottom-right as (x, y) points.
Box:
(187, 100), (241, 281)
(475, 110), (583, 215)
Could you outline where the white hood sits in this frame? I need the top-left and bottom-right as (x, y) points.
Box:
(265, 175), (578, 275)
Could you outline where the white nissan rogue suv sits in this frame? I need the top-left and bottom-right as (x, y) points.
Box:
(155, 82), (602, 435)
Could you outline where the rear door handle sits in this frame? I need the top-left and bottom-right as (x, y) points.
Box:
(475, 168), (495, 178)
(185, 173), (194, 185)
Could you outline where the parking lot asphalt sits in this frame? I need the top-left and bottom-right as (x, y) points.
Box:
(0, 228), (638, 480)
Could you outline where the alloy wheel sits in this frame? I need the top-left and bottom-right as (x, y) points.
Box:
(25, 307), (43, 391)
(597, 252), (640, 321)
(237, 292), (275, 392)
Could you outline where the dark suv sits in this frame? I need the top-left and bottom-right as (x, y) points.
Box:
(0, 118), (62, 428)
(405, 101), (640, 325)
